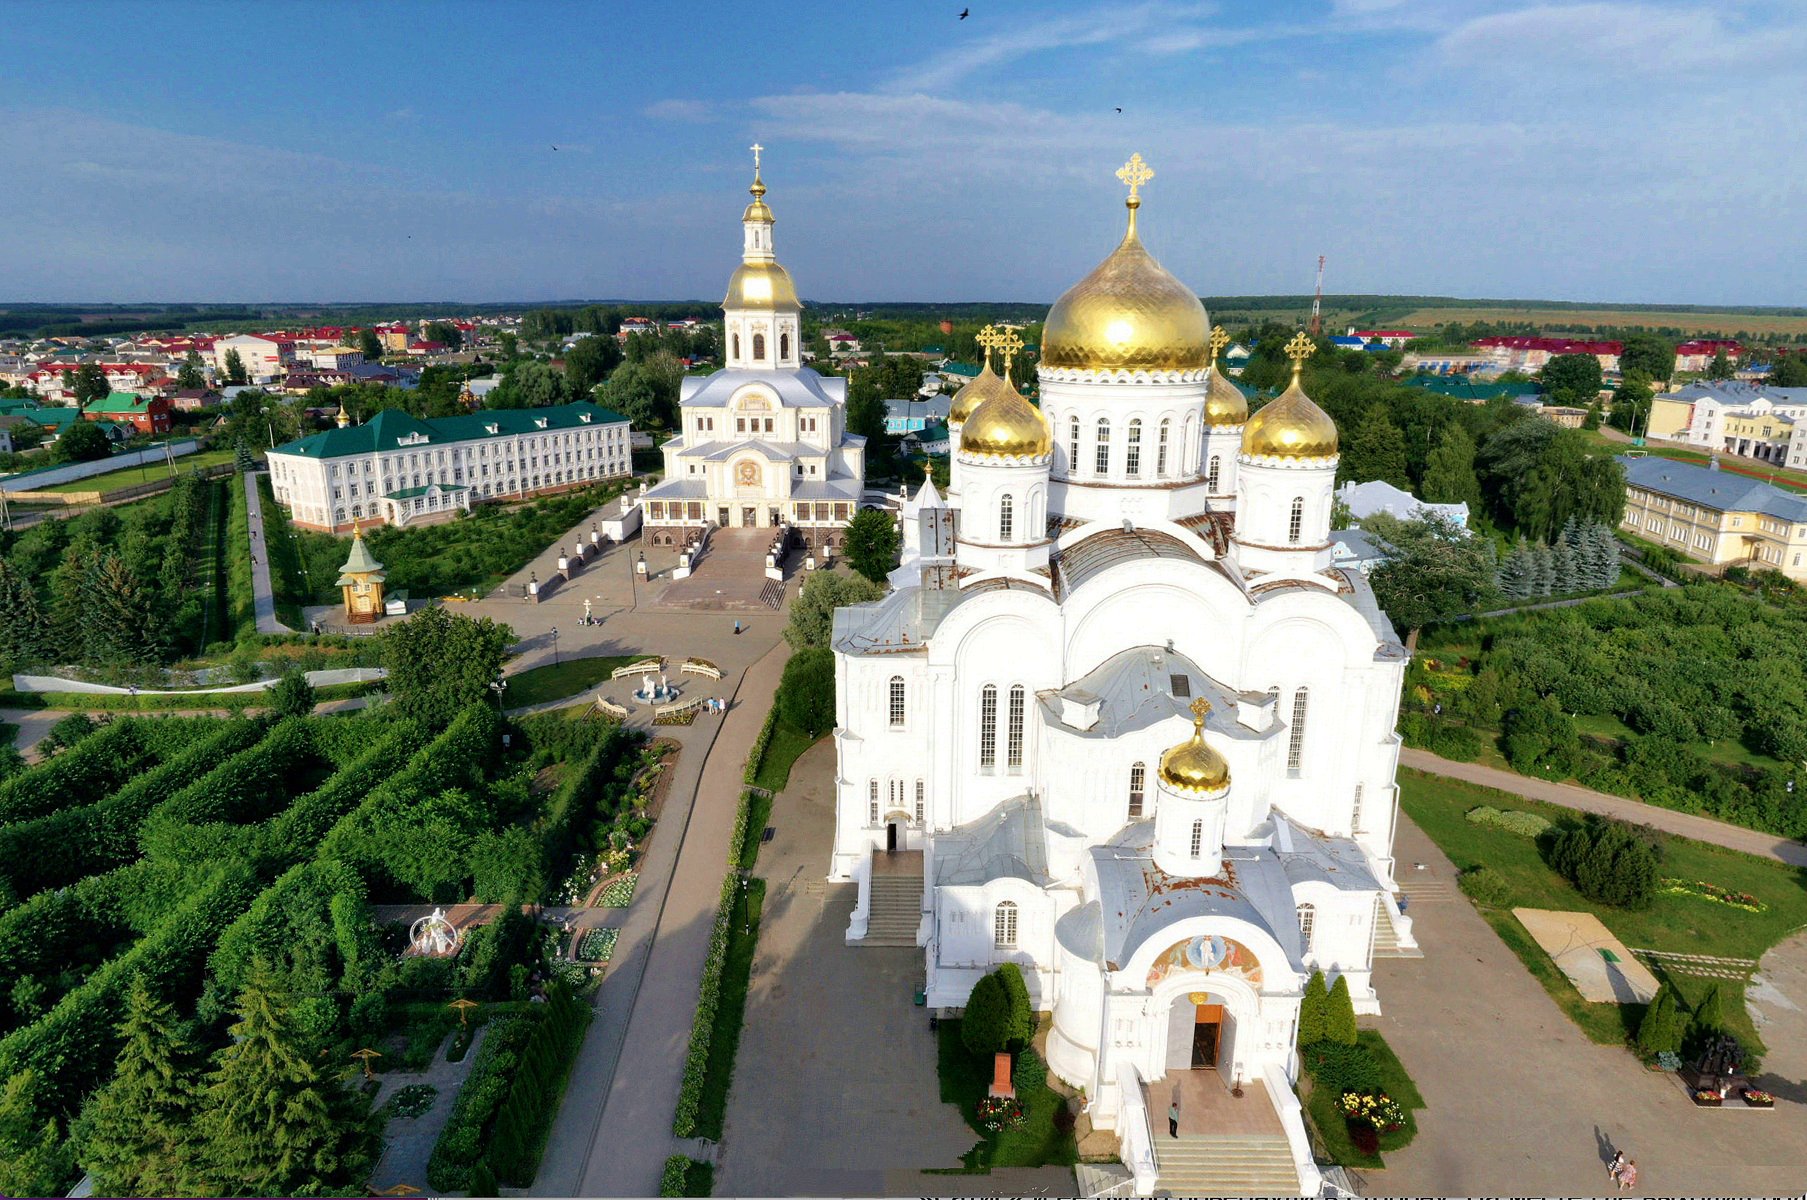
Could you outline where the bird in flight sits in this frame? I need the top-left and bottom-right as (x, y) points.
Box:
(1115, 107), (1122, 113)
(552, 145), (559, 151)
(959, 7), (969, 17)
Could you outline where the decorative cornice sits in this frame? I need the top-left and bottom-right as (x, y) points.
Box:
(1236, 451), (1339, 468)
(956, 448), (1053, 467)
(1037, 365), (1210, 386)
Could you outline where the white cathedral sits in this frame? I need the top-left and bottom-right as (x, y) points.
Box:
(828, 155), (1417, 1192)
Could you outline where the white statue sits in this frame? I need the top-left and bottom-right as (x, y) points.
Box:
(641, 672), (656, 696)
(408, 907), (461, 957)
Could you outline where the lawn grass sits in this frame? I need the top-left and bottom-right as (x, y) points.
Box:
(935, 1022), (1078, 1171)
(504, 656), (635, 710)
(751, 717), (821, 793)
(30, 446), (239, 495)
(1301, 1029), (1424, 1169)
(1400, 767), (1807, 1057)
(223, 473), (255, 642)
(689, 878), (764, 1141)
(258, 473), (312, 629)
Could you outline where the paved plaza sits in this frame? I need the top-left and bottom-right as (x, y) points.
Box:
(1366, 816), (1807, 1197)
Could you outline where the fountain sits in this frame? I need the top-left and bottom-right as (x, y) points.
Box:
(633, 672), (677, 704)
(407, 907), (462, 958)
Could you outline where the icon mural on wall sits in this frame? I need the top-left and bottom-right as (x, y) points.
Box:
(736, 460), (762, 488)
(1146, 934), (1263, 990)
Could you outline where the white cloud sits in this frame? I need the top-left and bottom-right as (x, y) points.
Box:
(1436, 2), (1807, 75)
(643, 98), (713, 122)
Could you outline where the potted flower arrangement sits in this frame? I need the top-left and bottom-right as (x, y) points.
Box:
(1340, 1090), (1405, 1153)
(1691, 1087), (1724, 1108)
(976, 1095), (1026, 1133)
(1740, 1087), (1776, 1109)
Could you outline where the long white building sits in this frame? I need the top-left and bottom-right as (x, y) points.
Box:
(829, 157), (1415, 1196)
(267, 401), (631, 533)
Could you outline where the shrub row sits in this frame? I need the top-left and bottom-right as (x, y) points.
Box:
(1397, 712), (1485, 762)
(1463, 804), (1552, 838)
(261, 721), (424, 864)
(0, 678), (382, 713)
(0, 719), (150, 825)
(0, 719), (265, 904)
(743, 706), (777, 786)
(486, 983), (592, 1185)
(537, 723), (636, 891)
(660, 1155), (692, 1197)
(135, 720), (324, 864)
(672, 872), (739, 1137)
(426, 1016), (538, 1192)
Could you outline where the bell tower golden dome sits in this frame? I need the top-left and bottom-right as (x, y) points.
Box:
(949, 325), (1014, 426)
(1204, 325), (1248, 427)
(1241, 332), (1338, 460)
(1041, 154), (1211, 373)
(959, 330), (1051, 459)
(1159, 698), (1230, 793)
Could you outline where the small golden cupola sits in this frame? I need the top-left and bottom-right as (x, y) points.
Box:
(1204, 325), (1248, 427)
(1041, 154), (1211, 373)
(723, 143), (800, 314)
(1241, 332), (1339, 460)
(958, 330), (1051, 459)
(948, 324), (1014, 426)
(1159, 698), (1230, 793)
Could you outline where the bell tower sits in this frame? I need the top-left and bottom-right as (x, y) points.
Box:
(723, 143), (802, 371)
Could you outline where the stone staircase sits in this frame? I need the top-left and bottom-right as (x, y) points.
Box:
(858, 863), (922, 947)
(1153, 1132), (1303, 1197)
(1372, 893), (1424, 959)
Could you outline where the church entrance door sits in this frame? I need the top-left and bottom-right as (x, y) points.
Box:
(886, 822), (899, 853)
(1192, 1003), (1223, 1069)
(742, 506), (757, 527)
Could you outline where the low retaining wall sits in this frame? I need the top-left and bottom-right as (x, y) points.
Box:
(0, 439), (201, 493)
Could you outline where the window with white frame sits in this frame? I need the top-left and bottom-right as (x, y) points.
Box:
(1126, 419), (1142, 476)
(1288, 687), (1310, 772)
(1289, 496), (1305, 543)
(994, 900), (1018, 947)
(1189, 819), (1204, 858)
(1067, 416), (1080, 470)
(998, 494), (1014, 542)
(1094, 418), (1111, 475)
(1128, 762), (1146, 818)
(1157, 419), (1171, 476)
(1297, 902), (1316, 951)
(1351, 783), (1365, 832)
(868, 778), (879, 824)
(889, 676), (905, 727)
(1207, 455), (1220, 491)
(979, 684), (998, 769)
(1007, 685), (1026, 770)
(914, 779), (925, 823)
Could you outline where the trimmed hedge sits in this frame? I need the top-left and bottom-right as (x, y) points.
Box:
(1464, 804), (1552, 838)
(0, 720), (151, 825)
(538, 723), (639, 890)
(134, 720), (326, 865)
(486, 983), (592, 1185)
(426, 1016), (537, 1192)
(743, 706), (777, 786)
(661, 1155), (691, 1197)
(261, 722), (424, 864)
(672, 872), (738, 1137)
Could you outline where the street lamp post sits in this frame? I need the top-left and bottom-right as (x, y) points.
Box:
(551, 627), (559, 667)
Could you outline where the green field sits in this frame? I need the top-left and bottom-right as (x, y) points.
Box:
(27, 447), (239, 495)
(503, 656), (634, 710)
(1400, 769), (1807, 1057)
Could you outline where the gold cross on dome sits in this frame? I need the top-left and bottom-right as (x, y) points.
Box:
(1284, 331), (1317, 369)
(1209, 325), (1231, 363)
(1116, 153), (1154, 205)
(975, 324), (1002, 367)
(994, 327), (1024, 374)
(1190, 696), (1213, 724)
(750, 143), (763, 170)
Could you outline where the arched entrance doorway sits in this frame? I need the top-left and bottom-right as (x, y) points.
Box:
(1166, 990), (1232, 1073)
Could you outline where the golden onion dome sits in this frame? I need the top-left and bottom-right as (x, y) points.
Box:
(742, 169), (773, 223)
(948, 360), (1010, 425)
(1041, 202), (1210, 372)
(1204, 366), (1248, 427)
(723, 260), (799, 311)
(959, 373), (1051, 459)
(1241, 372), (1339, 460)
(1159, 700), (1230, 793)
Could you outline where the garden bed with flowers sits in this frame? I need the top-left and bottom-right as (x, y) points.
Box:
(577, 927), (619, 963)
(1301, 1030), (1425, 1169)
(1659, 878), (1768, 914)
(594, 873), (638, 908)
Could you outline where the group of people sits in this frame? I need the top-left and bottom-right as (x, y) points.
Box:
(1608, 1149), (1639, 1192)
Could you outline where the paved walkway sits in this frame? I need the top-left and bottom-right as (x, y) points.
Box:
(534, 638), (792, 1198)
(243, 471), (293, 635)
(1400, 748), (1807, 868)
(366, 1026), (488, 1194)
(1366, 817), (1807, 1196)
(0, 709), (62, 763)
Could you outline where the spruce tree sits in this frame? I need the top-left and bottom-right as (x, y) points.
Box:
(1325, 975), (1359, 1046)
(1588, 523), (1622, 588)
(1341, 408), (1411, 488)
(73, 981), (207, 1198)
(1297, 970), (1329, 1047)
(1530, 543), (1555, 596)
(49, 547), (98, 662)
(1635, 982), (1685, 1058)
(198, 964), (368, 1196)
(0, 1069), (72, 1199)
(1551, 539), (1579, 595)
(1496, 544), (1532, 599)
(1689, 982), (1726, 1042)
(0, 559), (51, 665)
(84, 552), (164, 667)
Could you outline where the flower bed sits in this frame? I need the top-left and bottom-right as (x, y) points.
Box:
(977, 1094), (1026, 1132)
(654, 707), (698, 726)
(578, 927), (618, 963)
(1464, 804), (1552, 838)
(1741, 1087), (1775, 1108)
(1691, 1088), (1724, 1107)
(381, 1083), (438, 1121)
(1660, 877), (1767, 913)
(596, 873), (637, 908)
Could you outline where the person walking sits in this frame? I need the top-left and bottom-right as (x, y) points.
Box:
(733, 619), (742, 636)
(1167, 1097), (1180, 1138)
(1618, 1159), (1637, 1192)
(1607, 1149), (1625, 1185)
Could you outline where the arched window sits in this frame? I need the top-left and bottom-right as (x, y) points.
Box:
(1207, 455), (1221, 491)
(732, 332), (741, 360)
(780, 331), (790, 360)
(994, 900), (1018, 947)
(753, 332), (766, 360)
(1128, 762), (1146, 818)
(1189, 819), (1205, 858)
(998, 493), (1014, 542)
(1157, 419), (1171, 477)
(1126, 419), (1143, 476)
(1094, 418), (1111, 475)
(868, 778), (879, 824)
(1288, 496), (1305, 543)
(915, 779), (925, 824)
(1351, 783), (1365, 833)
(979, 684), (998, 769)
(1184, 414), (1198, 468)
(1007, 685), (1026, 770)
(1288, 687), (1310, 772)
(1067, 416), (1080, 470)
(889, 676), (906, 727)
(1297, 902), (1316, 951)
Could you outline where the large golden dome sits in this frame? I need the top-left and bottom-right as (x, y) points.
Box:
(959, 374), (1051, 459)
(724, 260), (799, 311)
(1204, 367), (1248, 427)
(1242, 373), (1338, 460)
(1159, 700), (1230, 793)
(1041, 190), (1210, 372)
(949, 360), (1010, 425)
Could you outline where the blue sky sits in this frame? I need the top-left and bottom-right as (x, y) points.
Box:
(2, 0), (1803, 306)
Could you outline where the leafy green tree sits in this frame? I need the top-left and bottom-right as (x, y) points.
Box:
(564, 334), (624, 396)
(777, 646), (836, 737)
(1419, 423), (1483, 511)
(73, 981), (206, 1198)
(1618, 334), (1675, 384)
(423, 321), (464, 351)
(176, 351), (207, 389)
(224, 347), (248, 385)
(960, 969), (1011, 1057)
(1363, 513), (1498, 641)
(785, 570), (885, 650)
(1609, 373), (1654, 434)
(359, 328), (383, 361)
(844, 508), (900, 584)
(1325, 975), (1358, 1046)
(1635, 981), (1686, 1058)
(198, 964), (371, 1196)
(1771, 355), (1807, 388)
(71, 362), (111, 412)
(1706, 348), (1735, 380)
(487, 360), (571, 410)
(1539, 353), (1603, 407)
(56, 417), (112, 463)
(0, 1069), (72, 1198)
(1501, 694), (1581, 777)
(995, 962), (1036, 1051)
(596, 356), (682, 428)
(1297, 970), (1328, 1048)
(1339, 407), (1410, 487)
(380, 605), (513, 728)
(0, 559), (51, 666)
(269, 667), (316, 718)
